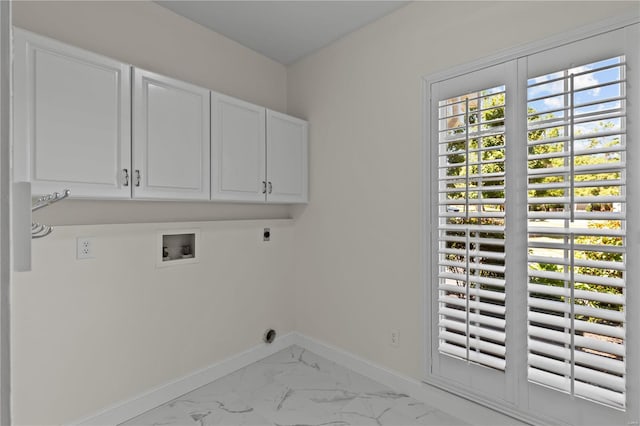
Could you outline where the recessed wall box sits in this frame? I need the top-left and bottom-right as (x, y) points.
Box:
(157, 229), (200, 267)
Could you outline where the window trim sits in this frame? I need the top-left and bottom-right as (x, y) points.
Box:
(422, 15), (640, 426)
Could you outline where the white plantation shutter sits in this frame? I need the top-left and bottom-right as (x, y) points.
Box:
(526, 56), (627, 408)
(428, 24), (638, 424)
(437, 86), (507, 370)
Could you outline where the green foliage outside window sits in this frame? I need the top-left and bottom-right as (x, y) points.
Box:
(443, 91), (624, 321)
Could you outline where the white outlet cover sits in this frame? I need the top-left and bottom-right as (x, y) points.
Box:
(390, 329), (399, 347)
(76, 237), (94, 260)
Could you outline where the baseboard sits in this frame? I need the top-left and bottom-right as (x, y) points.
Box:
(294, 334), (524, 426)
(71, 332), (296, 425)
(73, 332), (521, 426)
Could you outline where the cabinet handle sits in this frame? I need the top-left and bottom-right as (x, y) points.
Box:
(262, 181), (267, 194)
(268, 182), (273, 194)
(135, 170), (141, 187)
(122, 169), (129, 187)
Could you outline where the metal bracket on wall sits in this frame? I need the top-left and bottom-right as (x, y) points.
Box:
(31, 189), (70, 239)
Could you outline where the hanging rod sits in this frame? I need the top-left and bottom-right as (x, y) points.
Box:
(32, 189), (70, 212)
(31, 189), (70, 239)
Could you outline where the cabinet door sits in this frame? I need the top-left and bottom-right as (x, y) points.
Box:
(211, 93), (266, 202)
(266, 110), (308, 203)
(13, 29), (131, 198)
(132, 69), (210, 200)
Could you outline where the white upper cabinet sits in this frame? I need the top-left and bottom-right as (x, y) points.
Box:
(266, 110), (308, 204)
(13, 29), (308, 205)
(13, 29), (131, 198)
(132, 69), (210, 200)
(211, 93), (266, 202)
(211, 95), (308, 204)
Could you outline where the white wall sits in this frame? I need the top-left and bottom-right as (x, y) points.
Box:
(11, 2), (298, 424)
(11, 220), (295, 425)
(11, 1), (640, 424)
(13, 0), (286, 113)
(287, 1), (640, 381)
(13, 0), (292, 225)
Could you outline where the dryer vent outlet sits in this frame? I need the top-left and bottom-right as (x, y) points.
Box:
(263, 328), (276, 344)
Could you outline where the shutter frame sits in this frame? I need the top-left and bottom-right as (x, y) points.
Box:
(526, 55), (627, 408)
(437, 86), (508, 371)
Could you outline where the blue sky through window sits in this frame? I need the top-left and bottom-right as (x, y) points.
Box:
(527, 56), (624, 147)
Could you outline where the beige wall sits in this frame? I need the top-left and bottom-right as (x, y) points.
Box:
(13, 0), (286, 111)
(13, 0), (292, 225)
(287, 1), (640, 381)
(12, 220), (295, 425)
(11, 0), (640, 424)
(12, 2), (297, 424)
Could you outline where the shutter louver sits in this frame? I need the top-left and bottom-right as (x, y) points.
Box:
(437, 86), (507, 371)
(526, 57), (626, 408)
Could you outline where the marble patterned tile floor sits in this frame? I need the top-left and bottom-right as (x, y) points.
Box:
(122, 345), (468, 426)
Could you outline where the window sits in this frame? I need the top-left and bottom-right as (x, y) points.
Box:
(526, 57), (627, 408)
(426, 24), (638, 425)
(437, 86), (507, 371)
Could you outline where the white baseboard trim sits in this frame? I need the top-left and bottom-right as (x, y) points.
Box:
(72, 332), (296, 426)
(294, 334), (523, 426)
(73, 332), (521, 426)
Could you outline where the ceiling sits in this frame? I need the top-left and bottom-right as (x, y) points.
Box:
(155, 1), (409, 65)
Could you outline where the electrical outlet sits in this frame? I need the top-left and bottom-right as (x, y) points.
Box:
(263, 228), (271, 242)
(76, 237), (94, 259)
(390, 329), (399, 347)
